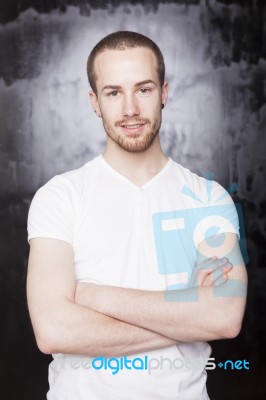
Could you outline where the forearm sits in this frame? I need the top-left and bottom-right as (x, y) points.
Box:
(33, 299), (177, 357)
(76, 234), (248, 342)
(76, 281), (247, 342)
(27, 239), (176, 358)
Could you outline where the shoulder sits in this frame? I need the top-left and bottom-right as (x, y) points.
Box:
(169, 160), (231, 206)
(34, 156), (100, 201)
(27, 157), (100, 244)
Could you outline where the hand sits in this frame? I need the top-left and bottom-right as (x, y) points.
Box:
(189, 257), (233, 288)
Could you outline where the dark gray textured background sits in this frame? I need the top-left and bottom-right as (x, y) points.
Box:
(0, 1), (265, 399)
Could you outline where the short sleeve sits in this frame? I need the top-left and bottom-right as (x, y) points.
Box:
(27, 176), (75, 245)
(194, 180), (240, 246)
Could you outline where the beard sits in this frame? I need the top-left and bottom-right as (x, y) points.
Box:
(101, 116), (161, 153)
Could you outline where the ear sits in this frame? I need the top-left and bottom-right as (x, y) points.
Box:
(161, 81), (168, 107)
(89, 90), (101, 117)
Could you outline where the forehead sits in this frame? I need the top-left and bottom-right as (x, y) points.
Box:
(93, 47), (159, 88)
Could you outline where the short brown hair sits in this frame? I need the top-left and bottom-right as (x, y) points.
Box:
(87, 31), (165, 93)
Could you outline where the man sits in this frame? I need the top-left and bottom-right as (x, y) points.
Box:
(27, 31), (247, 399)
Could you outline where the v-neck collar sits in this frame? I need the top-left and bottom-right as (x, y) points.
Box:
(99, 154), (172, 190)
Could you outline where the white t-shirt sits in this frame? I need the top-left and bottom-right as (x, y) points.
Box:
(28, 155), (239, 400)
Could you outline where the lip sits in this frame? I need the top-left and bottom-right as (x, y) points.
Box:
(119, 123), (146, 134)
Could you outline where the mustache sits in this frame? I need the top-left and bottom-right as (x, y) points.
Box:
(115, 118), (151, 127)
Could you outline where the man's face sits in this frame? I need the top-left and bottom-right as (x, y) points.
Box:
(90, 47), (168, 153)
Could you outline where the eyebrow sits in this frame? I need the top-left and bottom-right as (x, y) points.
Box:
(135, 79), (157, 87)
(101, 79), (157, 93)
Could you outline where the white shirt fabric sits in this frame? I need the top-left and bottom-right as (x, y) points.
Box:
(27, 155), (239, 400)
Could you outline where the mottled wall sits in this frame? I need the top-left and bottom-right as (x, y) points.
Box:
(0, 1), (265, 399)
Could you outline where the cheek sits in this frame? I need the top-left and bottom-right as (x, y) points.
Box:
(140, 94), (161, 109)
(101, 108), (122, 127)
(99, 102), (117, 118)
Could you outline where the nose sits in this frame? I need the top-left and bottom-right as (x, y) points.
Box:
(122, 93), (140, 117)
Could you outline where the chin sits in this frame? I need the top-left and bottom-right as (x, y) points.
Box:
(117, 135), (158, 153)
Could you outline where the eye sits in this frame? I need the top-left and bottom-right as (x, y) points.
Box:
(108, 90), (119, 97)
(139, 87), (152, 95)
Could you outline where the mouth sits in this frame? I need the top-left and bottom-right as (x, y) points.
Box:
(120, 125), (145, 135)
(118, 121), (147, 135)
(121, 124), (145, 129)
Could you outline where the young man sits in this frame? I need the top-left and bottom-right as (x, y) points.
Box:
(27, 31), (247, 399)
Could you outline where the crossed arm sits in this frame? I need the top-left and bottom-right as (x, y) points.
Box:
(27, 233), (247, 357)
(27, 238), (177, 357)
(75, 233), (247, 342)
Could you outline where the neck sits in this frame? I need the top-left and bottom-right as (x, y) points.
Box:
(102, 135), (168, 187)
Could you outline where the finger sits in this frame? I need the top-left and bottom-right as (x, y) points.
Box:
(197, 266), (221, 286)
(192, 257), (232, 287)
(199, 260), (232, 286)
(199, 271), (214, 286)
(215, 257), (229, 267)
(198, 257), (229, 272)
(190, 264), (214, 286)
(192, 260), (222, 286)
(197, 256), (217, 268)
(211, 268), (224, 282)
(200, 256), (217, 265)
(205, 263), (232, 283)
(213, 274), (228, 286)
(213, 258), (233, 272)
(193, 257), (218, 285)
(201, 269), (229, 287)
